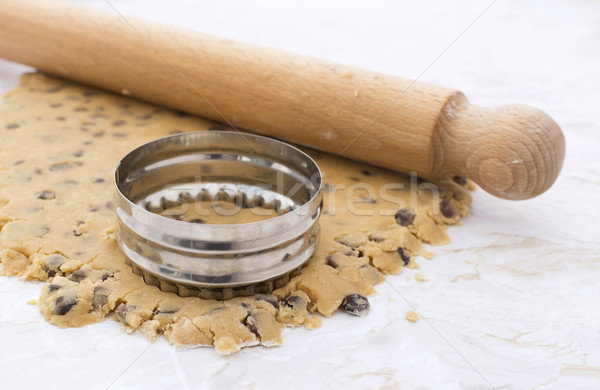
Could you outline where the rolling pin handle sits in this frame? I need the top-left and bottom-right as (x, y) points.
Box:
(436, 96), (565, 200)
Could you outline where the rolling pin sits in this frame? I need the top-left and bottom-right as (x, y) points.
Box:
(0, 0), (565, 200)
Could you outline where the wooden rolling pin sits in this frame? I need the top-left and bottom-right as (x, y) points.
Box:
(0, 0), (565, 200)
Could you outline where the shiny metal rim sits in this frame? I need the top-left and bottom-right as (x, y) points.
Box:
(114, 131), (322, 290)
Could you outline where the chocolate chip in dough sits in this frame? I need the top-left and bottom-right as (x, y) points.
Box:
(92, 286), (109, 310)
(68, 269), (88, 282)
(281, 294), (306, 310)
(37, 190), (56, 200)
(325, 255), (338, 269)
(244, 314), (260, 338)
(52, 295), (77, 316)
(112, 120), (126, 126)
(340, 293), (370, 317)
(440, 200), (457, 219)
(362, 169), (373, 176)
(43, 254), (66, 277)
(100, 271), (114, 281)
(398, 248), (411, 266)
(189, 218), (205, 224)
(153, 308), (179, 316)
(452, 175), (467, 186)
(49, 162), (72, 172)
(115, 303), (134, 324)
(47, 284), (62, 293)
(394, 209), (415, 227)
(49, 103), (63, 108)
(254, 294), (279, 309)
(6, 123), (20, 130)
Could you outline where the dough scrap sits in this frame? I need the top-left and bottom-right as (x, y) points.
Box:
(0, 73), (471, 354)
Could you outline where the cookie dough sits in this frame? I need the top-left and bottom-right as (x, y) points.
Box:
(406, 310), (419, 322)
(0, 74), (470, 355)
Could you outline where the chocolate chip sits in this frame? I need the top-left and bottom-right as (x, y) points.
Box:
(34, 168), (43, 175)
(244, 314), (260, 338)
(92, 131), (105, 138)
(6, 123), (19, 130)
(440, 200), (457, 219)
(282, 253), (291, 262)
(73, 150), (85, 157)
(89, 206), (100, 212)
(362, 169), (373, 176)
(282, 294), (305, 310)
(398, 248), (411, 266)
(395, 209), (415, 227)
(93, 178), (105, 183)
(37, 190), (56, 200)
(239, 302), (250, 309)
(14, 160), (25, 166)
(369, 235), (384, 243)
(43, 254), (66, 277)
(105, 201), (114, 211)
(100, 271), (114, 281)
(56, 116), (67, 121)
(336, 236), (357, 248)
(49, 103), (63, 108)
(68, 269), (88, 282)
(112, 120), (126, 126)
(92, 286), (108, 310)
(189, 218), (205, 224)
(254, 294), (278, 309)
(35, 226), (50, 237)
(47, 284), (62, 292)
(153, 308), (178, 315)
(115, 303), (133, 324)
(325, 255), (338, 268)
(452, 176), (467, 186)
(340, 293), (370, 317)
(49, 162), (72, 172)
(52, 295), (77, 315)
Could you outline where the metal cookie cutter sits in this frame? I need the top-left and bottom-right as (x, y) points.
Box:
(114, 131), (323, 299)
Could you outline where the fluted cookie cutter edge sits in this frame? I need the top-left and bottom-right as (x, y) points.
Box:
(113, 131), (323, 293)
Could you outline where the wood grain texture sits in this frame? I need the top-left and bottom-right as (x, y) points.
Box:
(0, 0), (565, 199)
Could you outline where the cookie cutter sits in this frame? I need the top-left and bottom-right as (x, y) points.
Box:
(114, 131), (322, 298)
